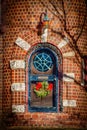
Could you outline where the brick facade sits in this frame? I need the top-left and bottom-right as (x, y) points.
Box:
(1, 0), (87, 129)
(0, 36), (3, 122)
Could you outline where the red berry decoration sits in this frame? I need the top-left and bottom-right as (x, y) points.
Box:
(34, 81), (53, 98)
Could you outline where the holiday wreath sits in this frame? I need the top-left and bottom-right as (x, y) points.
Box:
(34, 81), (53, 98)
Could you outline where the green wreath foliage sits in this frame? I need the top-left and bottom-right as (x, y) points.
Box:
(34, 81), (53, 98)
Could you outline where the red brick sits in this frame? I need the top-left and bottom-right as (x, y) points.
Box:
(1, 0), (87, 128)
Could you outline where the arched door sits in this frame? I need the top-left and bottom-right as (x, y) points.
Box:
(28, 47), (59, 112)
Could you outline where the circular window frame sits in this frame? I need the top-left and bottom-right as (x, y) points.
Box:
(33, 52), (53, 72)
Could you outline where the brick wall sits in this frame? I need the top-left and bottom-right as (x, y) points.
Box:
(0, 0), (2, 123)
(0, 35), (3, 122)
(1, 0), (87, 129)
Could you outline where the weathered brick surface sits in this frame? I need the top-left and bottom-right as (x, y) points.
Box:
(1, 0), (87, 129)
(0, 36), (3, 121)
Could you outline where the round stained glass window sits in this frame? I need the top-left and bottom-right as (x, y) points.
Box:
(33, 52), (53, 72)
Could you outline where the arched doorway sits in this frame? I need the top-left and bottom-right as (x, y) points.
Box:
(28, 43), (62, 112)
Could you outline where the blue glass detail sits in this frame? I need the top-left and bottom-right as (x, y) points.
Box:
(44, 14), (49, 21)
(33, 52), (53, 72)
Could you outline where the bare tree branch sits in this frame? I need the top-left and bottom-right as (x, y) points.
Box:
(39, 0), (86, 60)
(48, 0), (64, 24)
(75, 0), (87, 42)
(39, 0), (58, 17)
(61, 0), (66, 29)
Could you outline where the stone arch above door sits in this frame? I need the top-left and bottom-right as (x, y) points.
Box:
(11, 29), (75, 60)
